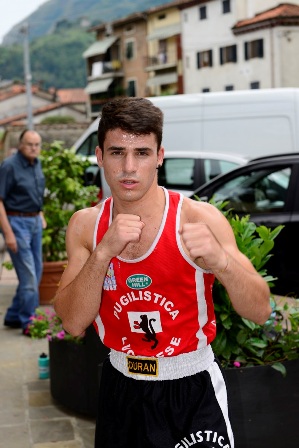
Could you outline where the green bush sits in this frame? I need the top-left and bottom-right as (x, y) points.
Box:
(40, 141), (98, 261)
(41, 116), (76, 124)
(208, 200), (299, 375)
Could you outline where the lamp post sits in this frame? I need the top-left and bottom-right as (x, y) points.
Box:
(20, 23), (33, 130)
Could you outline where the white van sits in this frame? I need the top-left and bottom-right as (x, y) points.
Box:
(74, 88), (299, 159)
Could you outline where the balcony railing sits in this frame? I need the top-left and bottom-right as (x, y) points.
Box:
(144, 51), (177, 70)
(89, 60), (122, 78)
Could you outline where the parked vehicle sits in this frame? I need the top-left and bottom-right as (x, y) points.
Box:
(74, 88), (299, 159)
(189, 153), (299, 298)
(84, 151), (248, 200)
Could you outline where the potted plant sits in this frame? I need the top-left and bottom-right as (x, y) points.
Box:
(28, 307), (109, 417)
(39, 141), (98, 304)
(209, 201), (299, 448)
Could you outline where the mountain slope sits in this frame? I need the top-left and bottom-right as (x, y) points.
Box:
(2, 0), (166, 45)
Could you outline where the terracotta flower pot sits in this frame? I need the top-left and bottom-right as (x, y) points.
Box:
(39, 260), (67, 305)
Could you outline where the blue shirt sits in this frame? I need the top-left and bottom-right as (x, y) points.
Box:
(0, 151), (45, 212)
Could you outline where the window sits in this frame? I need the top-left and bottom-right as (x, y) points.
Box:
(250, 81), (260, 89)
(75, 132), (98, 157)
(212, 167), (291, 215)
(245, 39), (264, 60)
(158, 158), (195, 189)
(225, 85), (234, 91)
(220, 45), (237, 64)
(222, 0), (231, 13)
(204, 159), (241, 182)
(125, 40), (135, 60)
(199, 6), (207, 20)
(197, 50), (213, 68)
(125, 24), (135, 34)
(127, 80), (136, 97)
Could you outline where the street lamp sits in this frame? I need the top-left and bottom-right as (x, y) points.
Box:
(20, 22), (33, 130)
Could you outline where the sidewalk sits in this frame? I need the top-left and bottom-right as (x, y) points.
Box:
(0, 253), (96, 448)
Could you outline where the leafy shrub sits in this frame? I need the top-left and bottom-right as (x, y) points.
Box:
(27, 307), (83, 344)
(210, 201), (299, 375)
(40, 141), (98, 261)
(41, 116), (76, 124)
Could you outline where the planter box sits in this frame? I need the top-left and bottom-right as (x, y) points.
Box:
(225, 359), (299, 448)
(49, 325), (109, 417)
(49, 329), (299, 439)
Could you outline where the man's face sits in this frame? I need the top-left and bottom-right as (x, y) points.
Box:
(19, 131), (41, 163)
(96, 128), (164, 202)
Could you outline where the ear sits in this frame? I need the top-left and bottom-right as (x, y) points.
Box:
(157, 146), (164, 167)
(95, 146), (104, 167)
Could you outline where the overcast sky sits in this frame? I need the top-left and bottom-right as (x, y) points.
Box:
(0, 0), (46, 43)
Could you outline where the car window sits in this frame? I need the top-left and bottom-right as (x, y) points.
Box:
(84, 164), (100, 186)
(212, 167), (291, 214)
(204, 159), (243, 182)
(159, 158), (195, 189)
(76, 132), (98, 157)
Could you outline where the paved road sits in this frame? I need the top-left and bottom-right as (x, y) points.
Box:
(0, 252), (96, 448)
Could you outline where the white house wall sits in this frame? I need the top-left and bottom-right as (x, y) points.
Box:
(279, 28), (299, 87)
(236, 0), (286, 19)
(181, 0), (299, 93)
(0, 94), (49, 120)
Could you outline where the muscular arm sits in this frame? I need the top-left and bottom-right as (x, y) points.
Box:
(180, 199), (271, 325)
(53, 208), (145, 336)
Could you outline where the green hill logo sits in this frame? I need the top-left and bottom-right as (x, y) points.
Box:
(126, 274), (152, 289)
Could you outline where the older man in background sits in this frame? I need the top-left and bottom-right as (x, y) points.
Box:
(0, 129), (46, 335)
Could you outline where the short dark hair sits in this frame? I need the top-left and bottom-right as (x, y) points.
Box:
(97, 97), (164, 150)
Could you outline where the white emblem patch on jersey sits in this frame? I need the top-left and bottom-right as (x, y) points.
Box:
(128, 311), (163, 333)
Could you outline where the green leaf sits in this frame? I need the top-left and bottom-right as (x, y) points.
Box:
(271, 362), (287, 377)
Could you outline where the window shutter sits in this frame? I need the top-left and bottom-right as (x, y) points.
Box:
(209, 50), (213, 67)
(233, 45), (237, 62)
(244, 42), (249, 60)
(220, 48), (224, 65)
(258, 39), (264, 58)
(197, 52), (201, 69)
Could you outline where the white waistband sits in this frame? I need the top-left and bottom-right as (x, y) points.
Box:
(109, 345), (214, 381)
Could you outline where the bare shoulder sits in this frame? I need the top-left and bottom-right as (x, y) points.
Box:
(66, 203), (103, 251)
(181, 196), (227, 224)
(181, 197), (236, 244)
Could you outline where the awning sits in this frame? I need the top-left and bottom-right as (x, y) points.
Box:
(83, 36), (118, 58)
(146, 73), (178, 87)
(84, 78), (113, 94)
(147, 23), (181, 41)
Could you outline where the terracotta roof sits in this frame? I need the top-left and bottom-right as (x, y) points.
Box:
(56, 89), (88, 104)
(0, 103), (64, 126)
(233, 3), (299, 33)
(0, 85), (87, 105)
(90, 0), (194, 32)
(0, 84), (39, 102)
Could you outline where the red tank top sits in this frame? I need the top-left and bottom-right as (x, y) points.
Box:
(93, 189), (216, 358)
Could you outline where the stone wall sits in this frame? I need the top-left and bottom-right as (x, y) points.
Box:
(0, 123), (90, 162)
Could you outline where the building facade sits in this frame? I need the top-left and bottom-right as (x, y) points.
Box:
(180, 0), (299, 92)
(83, 13), (148, 119)
(82, 0), (299, 118)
